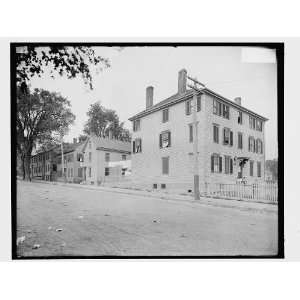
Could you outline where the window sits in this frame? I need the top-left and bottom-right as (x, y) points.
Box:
(159, 131), (171, 148)
(223, 128), (233, 146)
(105, 167), (109, 176)
(89, 152), (92, 162)
(133, 119), (141, 131)
(185, 100), (192, 115)
(257, 162), (261, 177)
(248, 136), (255, 152)
(78, 167), (83, 178)
(88, 167), (91, 177)
(121, 168), (126, 176)
(223, 104), (230, 119)
(105, 153), (110, 162)
(162, 157), (169, 175)
(196, 95), (201, 112)
(238, 111), (243, 124)
(249, 116), (256, 130)
(88, 141), (91, 149)
(53, 164), (57, 172)
(70, 168), (73, 177)
(211, 154), (222, 173)
(189, 124), (193, 143)
(162, 108), (169, 123)
(256, 139), (263, 154)
(250, 161), (254, 176)
(122, 154), (126, 161)
(133, 138), (142, 153)
(213, 124), (219, 143)
(256, 119), (262, 131)
(224, 156), (233, 174)
(238, 132), (243, 149)
(213, 99), (222, 116)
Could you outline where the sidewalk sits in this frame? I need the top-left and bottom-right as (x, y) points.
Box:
(29, 179), (278, 215)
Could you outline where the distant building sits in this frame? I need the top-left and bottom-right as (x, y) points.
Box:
(128, 69), (268, 192)
(80, 135), (131, 185)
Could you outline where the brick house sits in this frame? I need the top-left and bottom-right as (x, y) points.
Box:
(128, 69), (268, 193)
(31, 147), (59, 181)
(55, 139), (86, 183)
(80, 135), (131, 185)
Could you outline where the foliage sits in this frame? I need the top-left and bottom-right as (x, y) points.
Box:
(15, 45), (110, 91)
(83, 101), (131, 141)
(17, 87), (75, 180)
(266, 159), (278, 181)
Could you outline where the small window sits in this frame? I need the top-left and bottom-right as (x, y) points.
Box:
(162, 108), (169, 123)
(185, 100), (192, 115)
(159, 131), (171, 148)
(256, 119), (262, 131)
(133, 138), (142, 153)
(224, 156), (233, 174)
(161, 183), (166, 189)
(189, 124), (193, 143)
(257, 162), (261, 177)
(122, 154), (126, 161)
(238, 111), (243, 124)
(162, 157), (169, 175)
(153, 183), (157, 189)
(249, 116), (256, 130)
(105, 167), (109, 176)
(105, 153), (110, 162)
(238, 132), (243, 149)
(133, 119), (141, 132)
(211, 154), (222, 173)
(196, 95), (201, 112)
(213, 124), (219, 143)
(89, 152), (92, 162)
(121, 168), (126, 176)
(223, 104), (230, 119)
(250, 161), (254, 176)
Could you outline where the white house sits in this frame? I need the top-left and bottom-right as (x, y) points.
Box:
(128, 69), (267, 193)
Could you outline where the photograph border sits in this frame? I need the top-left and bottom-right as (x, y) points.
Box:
(11, 41), (284, 259)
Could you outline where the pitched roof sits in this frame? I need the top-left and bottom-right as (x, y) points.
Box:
(128, 88), (268, 121)
(82, 136), (131, 153)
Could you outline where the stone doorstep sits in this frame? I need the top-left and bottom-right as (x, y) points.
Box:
(28, 179), (277, 214)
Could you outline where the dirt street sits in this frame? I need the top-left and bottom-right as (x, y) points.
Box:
(16, 180), (278, 257)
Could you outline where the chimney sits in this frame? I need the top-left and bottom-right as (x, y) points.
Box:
(234, 97), (242, 106)
(146, 86), (154, 109)
(178, 69), (187, 94)
(73, 138), (77, 144)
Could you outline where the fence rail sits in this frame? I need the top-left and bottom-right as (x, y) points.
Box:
(202, 182), (278, 204)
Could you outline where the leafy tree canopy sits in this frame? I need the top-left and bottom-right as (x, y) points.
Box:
(83, 101), (131, 142)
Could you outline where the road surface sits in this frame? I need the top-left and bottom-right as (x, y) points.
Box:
(16, 180), (278, 257)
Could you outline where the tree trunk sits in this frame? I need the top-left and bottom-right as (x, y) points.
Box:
(22, 154), (25, 180)
(24, 152), (32, 181)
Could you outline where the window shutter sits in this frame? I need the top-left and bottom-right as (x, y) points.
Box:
(133, 140), (135, 153)
(230, 131), (233, 146)
(159, 134), (162, 148)
(140, 139), (142, 152)
(168, 131), (171, 147)
(223, 128), (226, 144)
(230, 158), (233, 174)
(185, 101), (188, 115)
(261, 141), (263, 154)
(197, 96), (201, 111)
(219, 156), (222, 173)
(211, 155), (214, 173)
(248, 137), (250, 151)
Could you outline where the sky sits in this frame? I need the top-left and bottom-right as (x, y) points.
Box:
(30, 46), (278, 159)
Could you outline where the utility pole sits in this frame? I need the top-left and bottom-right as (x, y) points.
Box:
(187, 75), (206, 200)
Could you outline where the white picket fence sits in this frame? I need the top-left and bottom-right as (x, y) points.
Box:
(202, 182), (278, 204)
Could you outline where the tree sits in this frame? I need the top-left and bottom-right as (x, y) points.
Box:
(266, 159), (278, 181)
(17, 88), (75, 180)
(15, 46), (110, 91)
(83, 102), (131, 141)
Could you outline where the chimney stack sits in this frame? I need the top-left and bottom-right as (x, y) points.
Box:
(234, 97), (242, 106)
(146, 86), (154, 109)
(73, 138), (77, 144)
(178, 69), (187, 94)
